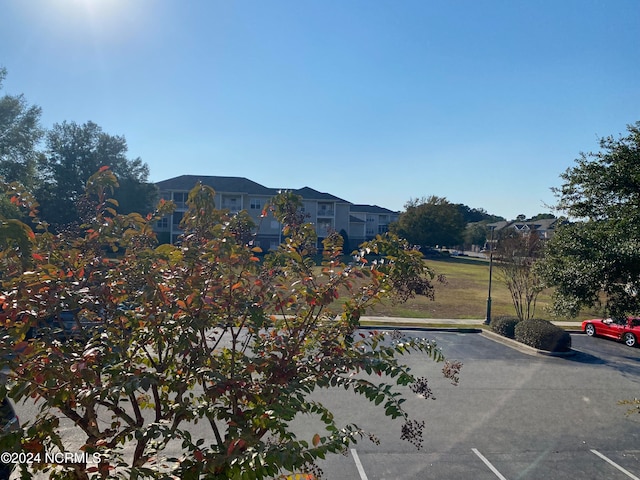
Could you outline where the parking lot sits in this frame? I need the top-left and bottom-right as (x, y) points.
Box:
(8, 330), (640, 479)
(309, 331), (640, 479)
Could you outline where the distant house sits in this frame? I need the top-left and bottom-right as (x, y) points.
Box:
(487, 218), (564, 246)
(154, 175), (357, 249)
(509, 218), (561, 240)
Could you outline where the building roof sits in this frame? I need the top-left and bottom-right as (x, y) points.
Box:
(490, 218), (562, 233)
(488, 220), (514, 231)
(155, 176), (352, 203)
(349, 215), (365, 223)
(155, 175), (275, 195)
(287, 186), (350, 203)
(351, 204), (399, 214)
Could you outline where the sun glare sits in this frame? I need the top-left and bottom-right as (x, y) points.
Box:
(52, 0), (125, 19)
(28, 0), (150, 45)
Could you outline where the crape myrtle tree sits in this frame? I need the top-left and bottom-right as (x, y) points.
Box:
(494, 229), (544, 321)
(537, 121), (640, 319)
(0, 168), (461, 479)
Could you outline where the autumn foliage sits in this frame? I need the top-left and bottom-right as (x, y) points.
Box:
(0, 169), (460, 479)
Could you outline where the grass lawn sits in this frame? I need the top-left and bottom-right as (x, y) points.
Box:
(366, 255), (602, 323)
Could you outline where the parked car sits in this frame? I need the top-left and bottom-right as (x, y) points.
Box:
(0, 397), (19, 480)
(582, 317), (640, 347)
(28, 309), (98, 340)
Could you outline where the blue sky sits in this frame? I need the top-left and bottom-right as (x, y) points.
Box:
(2, 0), (639, 220)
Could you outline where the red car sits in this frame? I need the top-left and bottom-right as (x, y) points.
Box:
(582, 317), (640, 347)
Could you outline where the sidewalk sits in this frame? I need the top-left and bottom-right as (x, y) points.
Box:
(359, 316), (582, 329)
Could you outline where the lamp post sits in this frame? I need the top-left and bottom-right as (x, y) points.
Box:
(484, 225), (495, 325)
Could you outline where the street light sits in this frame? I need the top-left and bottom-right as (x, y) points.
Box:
(484, 225), (495, 325)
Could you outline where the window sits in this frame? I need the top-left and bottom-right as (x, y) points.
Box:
(172, 192), (188, 208)
(172, 211), (184, 226)
(317, 218), (333, 234)
(250, 198), (262, 210)
(378, 224), (389, 234)
(222, 195), (241, 212)
(156, 217), (169, 229)
(317, 202), (334, 216)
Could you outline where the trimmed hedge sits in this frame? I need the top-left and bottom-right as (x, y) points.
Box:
(514, 318), (572, 352)
(490, 316), (521, 339)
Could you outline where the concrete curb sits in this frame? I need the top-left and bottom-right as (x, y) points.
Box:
(359, 325), (483, 334)
(480, 329), (576, 357)
(357, 317), (583, 357)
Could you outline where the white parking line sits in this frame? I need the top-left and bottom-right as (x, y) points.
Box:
(472, 448), (508, 480)
(591, 449), (640, 480)
(350, 449), (369, 480)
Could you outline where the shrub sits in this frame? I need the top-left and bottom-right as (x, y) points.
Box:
(0, 172), (461, 479)
(514, 318), (572, 352)
(490, 316), (521, 339)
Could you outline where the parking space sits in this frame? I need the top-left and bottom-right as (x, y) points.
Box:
(322, 438), (640, 480)
(340, 448), (640, 480)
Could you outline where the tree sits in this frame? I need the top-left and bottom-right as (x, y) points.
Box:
(0, 170), (461, 479)
(391, 196), (466, 248)
(463, 222), (490, 250)
(454, 204), (504, 224)
(537, 121), (640, 318)
(494, 230), (544, 321)
(36, 121), (156, 229)
(0, 178), (39, 272)
(0, 67), (44, 190)
(528, 213), (556, 221)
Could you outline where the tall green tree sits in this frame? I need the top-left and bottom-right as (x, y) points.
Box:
(464, 222), (489, 250)
(454, 204), (504, 224)
(0, 67), (44, 189)
(537, 121), (640, 318)
(0, 171), (461, 479)
(37, 120), (156, 228)
(391, 196), (466, 248)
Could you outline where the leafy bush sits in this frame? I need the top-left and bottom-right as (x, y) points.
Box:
(0, 170), (462, 480)
(514, 318), (572, 352)
(490, 316), (521, 339)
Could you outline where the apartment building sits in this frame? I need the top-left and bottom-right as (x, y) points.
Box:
(349, 204), (399, 247)
(154, 175), (354, 249)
